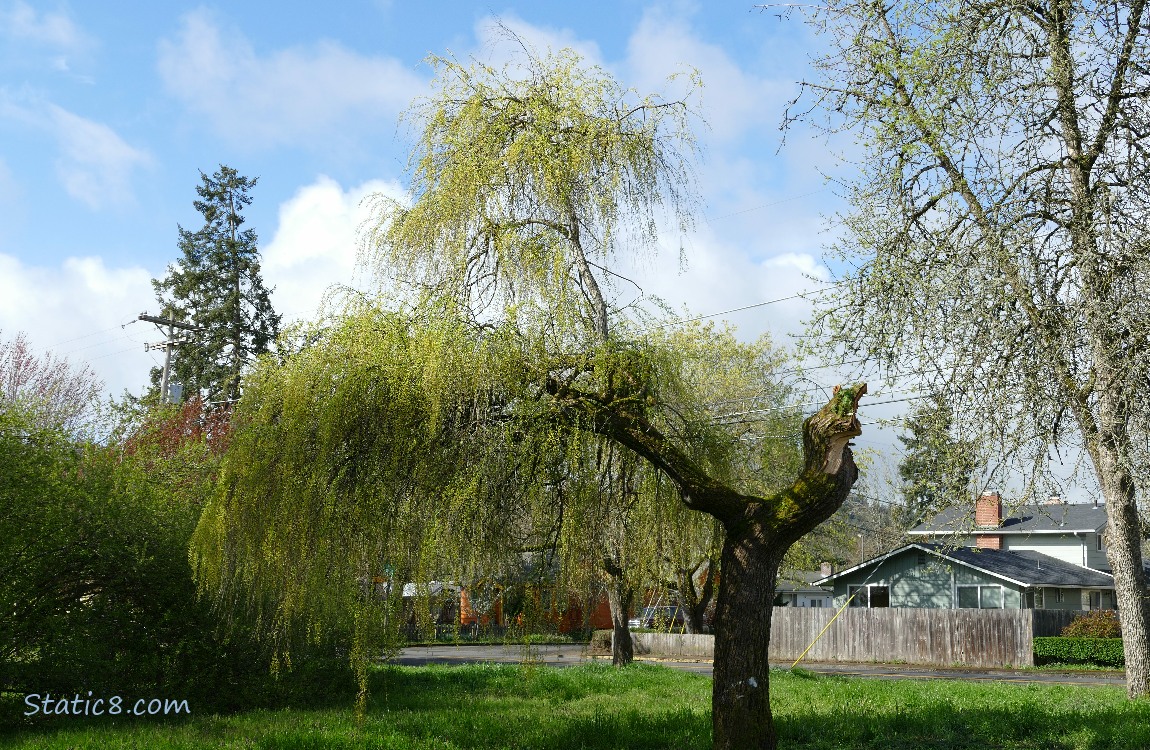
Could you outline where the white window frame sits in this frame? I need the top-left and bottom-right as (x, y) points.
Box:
(848, 583), (890, 608)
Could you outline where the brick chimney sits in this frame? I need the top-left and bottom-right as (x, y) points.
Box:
(975, 491), (1002, 549)
(819, 562), (834, 577)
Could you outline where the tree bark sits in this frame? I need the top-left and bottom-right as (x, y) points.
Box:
(711, 529), (784, 750)
(550, 379), (866, 749)
(1089, 389), (1150, 697)
(677, 558), (717, 634)
(604, 568), (635, 667)
(708, 442), (860, 749)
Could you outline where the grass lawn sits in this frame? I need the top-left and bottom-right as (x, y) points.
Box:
(4, 663), (1150, 749)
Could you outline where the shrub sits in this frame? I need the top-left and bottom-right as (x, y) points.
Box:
(1061, 609), (1122, 638)
(0, 401), (310, 716)
(1034, 637), (1124, 667)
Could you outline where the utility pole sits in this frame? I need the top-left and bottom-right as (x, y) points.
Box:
(140, 310), (202, 403)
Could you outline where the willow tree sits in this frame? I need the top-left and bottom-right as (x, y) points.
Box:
(192, 305), (553, 707)
(784, 0), (1150, 697)
(652, 323), (804, 634)
(357, 42), (866, 750)
(540, 323), (801, 655)
(367, 42), (702, 664)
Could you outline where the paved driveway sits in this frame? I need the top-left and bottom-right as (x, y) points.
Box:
(392, 644), (1126, 687)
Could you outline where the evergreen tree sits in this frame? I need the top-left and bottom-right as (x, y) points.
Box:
(152, 165), (280, 402)
(897, 393), (977, 524)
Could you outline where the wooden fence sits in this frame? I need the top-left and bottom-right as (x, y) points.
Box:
(627, 607), (1082, 668)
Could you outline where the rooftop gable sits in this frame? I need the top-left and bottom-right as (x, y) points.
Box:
(816, 543), (1114, 589)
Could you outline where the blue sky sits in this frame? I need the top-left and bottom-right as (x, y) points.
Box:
(0, 0), (964, 494)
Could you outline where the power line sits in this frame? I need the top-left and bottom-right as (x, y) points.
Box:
(87, 343), (147, 363)
(47, 322), (131, 349)
(646, 293), (804, 331)
(59, 333), (141, 357)
(702, 188), (830, 223)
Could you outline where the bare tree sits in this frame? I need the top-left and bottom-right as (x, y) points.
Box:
(0, 331), (102, 432)
(785, 0), (1150, 696)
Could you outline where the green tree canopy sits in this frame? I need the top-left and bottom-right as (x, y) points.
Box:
(365, 44), (699, 339)
(199, 42), (866, 750)
(153, 165), (281, 403)
(897, 393), (978, 524)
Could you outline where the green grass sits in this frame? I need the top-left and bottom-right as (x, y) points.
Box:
(5, 664), (1150, 749)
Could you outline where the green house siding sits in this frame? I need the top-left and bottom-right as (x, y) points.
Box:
(1034, 587), (1115, 611)
(830, 549), (1027, 609)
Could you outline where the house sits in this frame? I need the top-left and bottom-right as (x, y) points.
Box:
(815, 492), (1118, 610)
(774, 566), (834, 608)
(816, 542), (1116, 610)
(402, 581), (463, 626)
(907, 491), (1109, 570)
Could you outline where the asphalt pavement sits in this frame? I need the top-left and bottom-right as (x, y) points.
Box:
(392, 644), (1127, 687)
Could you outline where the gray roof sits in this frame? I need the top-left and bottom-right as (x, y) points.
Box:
(776, 571), (831, 593)
(909, 503), (1107, 536)
(817, 543), (1114, 589)
(923, 544), (1114, 588)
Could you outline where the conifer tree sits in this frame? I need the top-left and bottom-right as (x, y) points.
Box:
(152, 165), (280, 402)
(897, 394), (977, 524)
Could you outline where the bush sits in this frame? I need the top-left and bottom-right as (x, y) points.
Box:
(1061, 609), (1122, 638)
(1034, 637), (1124, 667)
(0, 402), (303, 716)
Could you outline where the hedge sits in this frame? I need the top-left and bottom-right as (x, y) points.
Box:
(1033, 637), (1125, 667)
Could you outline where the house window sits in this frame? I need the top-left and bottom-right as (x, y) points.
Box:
(1056, 588), (1065, 604)
(980, 586), (1003, 609)
(810, 599), (824, 608)
(848, 584), (889, 608)
(956, 585), (1004, 608)
(1089, 591), (1102, 610)
(1034, 589), (1044, 609)
(1097, 534), (1103, 551)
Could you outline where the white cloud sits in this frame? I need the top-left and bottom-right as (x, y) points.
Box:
(609, 216), (827, 348)
(0, 176), (405, 401)
(47, 104), (152, 208)
(0, 253), (158, 399)
(0, 1), (95, 75)
(0, 94), (151, 208)
(262, 176), (405, 324)
(623, 9), (793, 144)
(156, 9), (425, 147)
(0, 1), (90, 50)
(470, 14), (604, 69)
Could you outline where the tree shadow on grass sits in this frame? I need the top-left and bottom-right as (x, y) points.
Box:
(2, 663), (714, 750)
(0, 658), (359, 738)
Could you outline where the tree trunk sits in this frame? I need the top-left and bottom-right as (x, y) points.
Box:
(711, 525), (783, 750)
(677, 559), (716, 634)
(1104, 489), (1150, 698)
(1091, 413), (1150, 697)
(549, 380), (867, 749)
(605, 573), (634, 666)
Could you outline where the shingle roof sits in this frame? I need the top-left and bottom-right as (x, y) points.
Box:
(777, 571), (831, 593)
(919, 544), (1114, 588)
(816, 543), (1114, 589)
(909, 503), (1107, 535)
